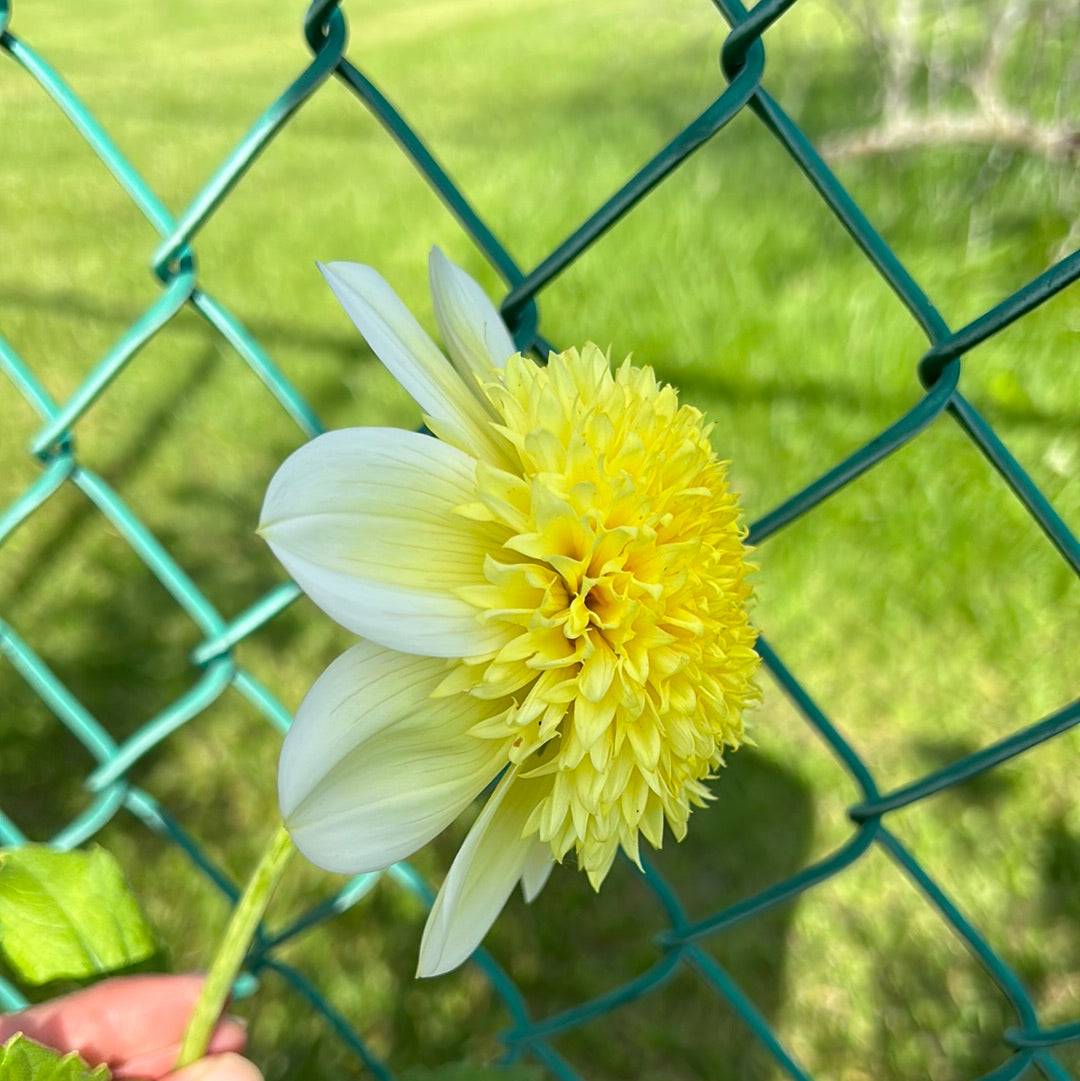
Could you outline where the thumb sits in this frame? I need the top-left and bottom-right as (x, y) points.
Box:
(165, 1052), (264, 1081)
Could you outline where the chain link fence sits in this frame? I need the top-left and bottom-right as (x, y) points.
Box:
(1, 0), (1078, 1078)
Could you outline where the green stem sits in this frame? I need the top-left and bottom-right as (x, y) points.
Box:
(176, 821), (295, 1069)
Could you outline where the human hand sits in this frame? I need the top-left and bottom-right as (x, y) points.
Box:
(0, 974), (262, 1080)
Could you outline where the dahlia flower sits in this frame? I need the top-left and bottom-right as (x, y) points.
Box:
(260, 249), (759, 976)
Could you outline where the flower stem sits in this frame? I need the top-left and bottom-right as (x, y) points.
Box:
(176, 822), (295, 1069)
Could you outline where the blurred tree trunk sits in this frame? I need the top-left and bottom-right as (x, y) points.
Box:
(824, 0), (1079, 160)
(822, 0), (1079, 253)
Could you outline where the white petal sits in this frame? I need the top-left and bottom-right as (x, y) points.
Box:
(279, 640), (507, 873)
(319, 261), (506, 463)
(429, 248), (517, 384)
(417, 770), (550, 977)
(260, 426), (509, 658)
(520, 844), (555, 903)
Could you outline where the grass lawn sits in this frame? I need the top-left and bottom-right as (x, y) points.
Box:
(1, 1), (1077, 1079)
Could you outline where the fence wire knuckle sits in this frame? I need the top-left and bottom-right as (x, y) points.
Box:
(1, 0), (1077, 1076)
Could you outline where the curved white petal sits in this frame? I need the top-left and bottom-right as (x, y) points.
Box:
(319, 261), (506, 463)
(520, 843), (555, 903)
(417, 770), (550, 977)
(260, 426), (508, 657)
(429, 248), (517, 385)
(279, 640), (507, 873)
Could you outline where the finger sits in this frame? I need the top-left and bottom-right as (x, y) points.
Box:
(0, 975), (246, 1075)
(163, 1052), (264, 1081)
(112, 1017), (248, 1079)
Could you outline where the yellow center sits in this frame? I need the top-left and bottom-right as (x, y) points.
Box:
(445, 344), (758, 888)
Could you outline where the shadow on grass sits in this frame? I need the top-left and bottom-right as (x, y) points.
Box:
(0, 345), (221, 701)
(491, 747), (816, 1081)
(3, 288), (1078, 434)
(1034, 811), (1080, 1077)
(863, 815), (1080, 1081)
(0, 349), (210, 842)
(860, 740), (1080, 1081)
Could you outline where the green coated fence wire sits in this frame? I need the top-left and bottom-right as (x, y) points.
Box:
(1, 0), (1078, 1079)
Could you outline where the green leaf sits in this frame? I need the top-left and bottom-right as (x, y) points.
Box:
(0, 846), (156, 985)
(0, 1034), (110, 1081)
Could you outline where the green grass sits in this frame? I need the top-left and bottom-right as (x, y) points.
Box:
(1, 1), (1078, 1079)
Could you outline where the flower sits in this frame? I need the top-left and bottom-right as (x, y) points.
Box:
(260, 249), (759, 977)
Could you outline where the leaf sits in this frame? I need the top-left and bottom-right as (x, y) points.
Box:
(0, 1034), (110, 1081)
(0, 847), (156, 985)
